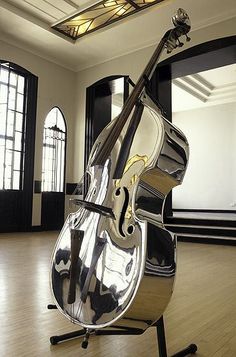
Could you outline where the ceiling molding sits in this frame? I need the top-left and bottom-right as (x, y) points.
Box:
(190, 6), (236, 32)
(0, 36), (77, 72)
(181, 76), (211, 97)
(23, 0), (63, 21)
(0, 0), (51, 25)
(0, 0), (75, 43)
(191, 73), (214, 91)
(173, 66), (236, 111)
(213, 82), (236, 92)
(61, 0), (79, 10)
(173, 78), (207, 103)
(208, 82), (236, 102)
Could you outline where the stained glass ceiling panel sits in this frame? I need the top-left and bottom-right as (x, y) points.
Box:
(52, 0), (165, 40)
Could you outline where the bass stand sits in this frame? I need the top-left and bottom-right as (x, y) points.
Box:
(155, 317), (197, 357)
(48, 305), (197, 356)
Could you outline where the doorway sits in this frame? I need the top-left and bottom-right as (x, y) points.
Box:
(84, 75), (129, 193)
(172, 64), (236, 220)
(155, 35), (236, 219)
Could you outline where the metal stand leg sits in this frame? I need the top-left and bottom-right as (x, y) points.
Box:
(50, 329), (87, 346)
(156, 316), (197, 357)
(156, 316), (168, 357)
(48, 305), (197, 355)
(171, 344), (198, 357)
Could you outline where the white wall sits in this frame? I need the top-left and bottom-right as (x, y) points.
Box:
(74, 17), (236, 181)
(0, 40), (76, 225)
(173, 102), (236, 210)
(1, 14), (235, 227)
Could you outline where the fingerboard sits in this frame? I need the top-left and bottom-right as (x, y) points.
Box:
(91, 33), (170, 166)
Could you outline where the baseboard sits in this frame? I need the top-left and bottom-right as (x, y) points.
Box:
(173, 209), (236, 214)
(177, 235), (236, 246)
(31, 225), (43, 232)
(166, 225), (236, 237)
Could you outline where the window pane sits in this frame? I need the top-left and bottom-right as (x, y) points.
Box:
(9, 87), (16, 110)
(45, 110), (55, 128)
(0, 84), (8, 104)
(18, 76), (25, 94)
(0, 63), (26, 190)
(17, 93), (24, 113)
(5, 166), (12, 188)
(5, 178), (11, 190)
(60, 141), (65, 191)
(0, 68), (9, 83)
(5, 150), (12, 167)
(8, 110), (14, 126)
(0, 138), (4, 151)
(57, 114), (66, 132)
(7, 123), (13, 137)
(42, 108), (66, 192)
(0, 104), (7, 135)
(14, 132), (22, 151)
(6, 139), (13, 149)
(14, 151), (21, 170)
(15, 113), (23, 131)
(13, 171), (20, 189)
(10, 72), (17, 86)
(0, 139), (4, 189)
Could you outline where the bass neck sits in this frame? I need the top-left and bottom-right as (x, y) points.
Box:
(91, 35), (168, 167)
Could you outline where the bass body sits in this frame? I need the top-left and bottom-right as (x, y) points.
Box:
(51, 91), (189, 331)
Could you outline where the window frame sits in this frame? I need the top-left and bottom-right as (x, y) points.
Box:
(0, 61), (28, 191)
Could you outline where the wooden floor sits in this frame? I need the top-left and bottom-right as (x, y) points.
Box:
(0, 232), (236, 357)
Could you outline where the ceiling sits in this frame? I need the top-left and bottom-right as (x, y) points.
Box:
(172, 64), (236, 112)
(0, 0), (236, 72)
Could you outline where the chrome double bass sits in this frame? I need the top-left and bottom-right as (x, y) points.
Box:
(51, 8), (190, 338)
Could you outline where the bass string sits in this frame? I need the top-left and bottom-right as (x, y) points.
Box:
(69, 37), (168, 323)
(92, 37), (167, 166)
(68, 215), (80, 320)
(68, 214), (88, 322)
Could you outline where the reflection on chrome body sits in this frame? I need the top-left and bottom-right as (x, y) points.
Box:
(51, 8), (190, 334)
(51, 92), (189, 331)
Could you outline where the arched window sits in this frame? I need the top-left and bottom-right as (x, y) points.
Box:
(0, 61), (26, 190)
(0, 60), (37, 232)
(42, 107), (66, 192)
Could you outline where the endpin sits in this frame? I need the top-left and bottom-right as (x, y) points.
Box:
(81, 329), (91, 349)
